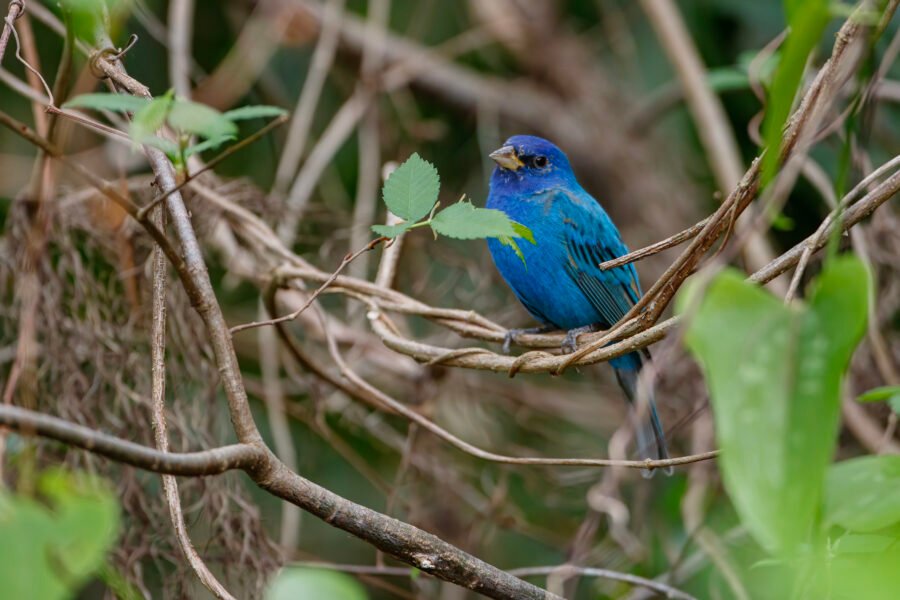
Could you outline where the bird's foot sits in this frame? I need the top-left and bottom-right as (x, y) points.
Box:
(502, 325), (554, 354)
(561, 324), (601, 354)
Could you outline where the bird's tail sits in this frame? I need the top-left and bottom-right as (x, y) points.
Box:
(612, 352), (672, 478)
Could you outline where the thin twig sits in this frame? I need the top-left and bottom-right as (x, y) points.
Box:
(230, 236), (387, 335)
(149, 203), (236, 600)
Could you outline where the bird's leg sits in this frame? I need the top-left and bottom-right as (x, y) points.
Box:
(502, 325), (555, 354)
(561, 324), (602, 354)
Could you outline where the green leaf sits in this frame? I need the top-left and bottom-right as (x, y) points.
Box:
(430, 202), (519, 240)
(857, 385), (900, 404)
(825, 456), (900, 532)
(891, 395), (900, 415)
(223, 105), (288, 121)
(0, 469), (120, 600)
(371, 221), (414, 238)
(266, 568), (368, 600)
(140, 135), (181, 160)
(63, 93), (150, 113)
(761, 0), (831, 185)
(129, 93), (173, 143)
(681, 256), (870, 555)
(183, 135), (237, 158)
(168, 99), (238, 140)
(511, 220), (536, 244)
(381, 153), (440, 221)
(498, 236), (525, 265)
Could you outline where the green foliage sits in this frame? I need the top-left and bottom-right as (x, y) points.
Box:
(825, 456), (900, 532)
(761, 0), (831, 185)
(223, 105), (289, 121)
(681, 256), (869, 555)
(381, 152), (440, 222)
(63, 93), (150, 113)
(371, 153), (534, 263)
(430, 201), (518, 239)
(167, 100), (238, 140)
(129, 91), (174, 144)
(857, 384), (900, 407)
(0, 469), (120, 600)
(63, 92), (285, 165)
(266, 568), (369, 600)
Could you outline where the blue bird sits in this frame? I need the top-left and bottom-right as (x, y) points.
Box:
(486, 135), (671, 475)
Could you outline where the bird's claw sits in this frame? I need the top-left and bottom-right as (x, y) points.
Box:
(561, 331), (579, 354)
(502, 331), (517, 354)
(561, 324), (599, 354)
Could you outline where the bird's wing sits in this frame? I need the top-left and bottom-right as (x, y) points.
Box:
(551, 188), (642, 325)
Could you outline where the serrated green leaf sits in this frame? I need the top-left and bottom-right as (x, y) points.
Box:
(63, 93), (150, 113)
(381, 153), (440, 221)
(183, 135), (237, 158)
(129, 94), (173, 143)
(681, 256), (869, 555)
(168, 99), (237, 140)
(371, 221), (414, 238)
(498, 236), (526, 266)
(825, 456), (900, 533)
(511, 221), (535, 244)
(430, 202), (518, 240)
(857, 385), (900, 404)
(223, 105), (288, 121)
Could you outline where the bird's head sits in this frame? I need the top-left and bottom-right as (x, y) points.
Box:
(488, 135), (576, 194)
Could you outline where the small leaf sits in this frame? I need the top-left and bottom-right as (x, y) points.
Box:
(371, 221), (414, 238)
(168, 99), (238, 140)
(511, 221), (535, 244)
(857, 385), (900, 404)
(129, 94), (173, 143)
(63, 93), (150, 113)
(183, 135), (237, 158)
(381, 153), (440, 221)
(430, 202), (518, 240)
(498, 236), (526, 266)
(223, 105), (288, 121)
(140, 136), (180, 159)
(825, 456), (900, 532)
(890, 396), (900, 415)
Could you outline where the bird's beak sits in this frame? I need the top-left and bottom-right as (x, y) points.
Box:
(489, 145), (523, 171)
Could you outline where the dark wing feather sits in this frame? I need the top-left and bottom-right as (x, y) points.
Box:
(554, 190), (642, 327)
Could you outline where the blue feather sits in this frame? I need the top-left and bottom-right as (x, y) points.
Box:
(486, 135), (670, 472)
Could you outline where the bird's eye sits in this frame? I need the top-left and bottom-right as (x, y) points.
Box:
(533, 155), (548, 168)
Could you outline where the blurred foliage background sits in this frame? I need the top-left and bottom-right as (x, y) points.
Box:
(1, 0), (899, 599)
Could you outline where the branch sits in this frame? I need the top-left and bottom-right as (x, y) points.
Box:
(0, 404), (264, 475)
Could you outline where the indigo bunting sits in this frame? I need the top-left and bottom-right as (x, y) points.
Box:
(486, 135), (670, 474)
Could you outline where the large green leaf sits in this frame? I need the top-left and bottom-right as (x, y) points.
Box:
(681, 256), (869, 555)
(266, 568), (369, 600)
(0, 469), (120, 600)
(381, 153), (440, 221)
(825, 456), (900, 532)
